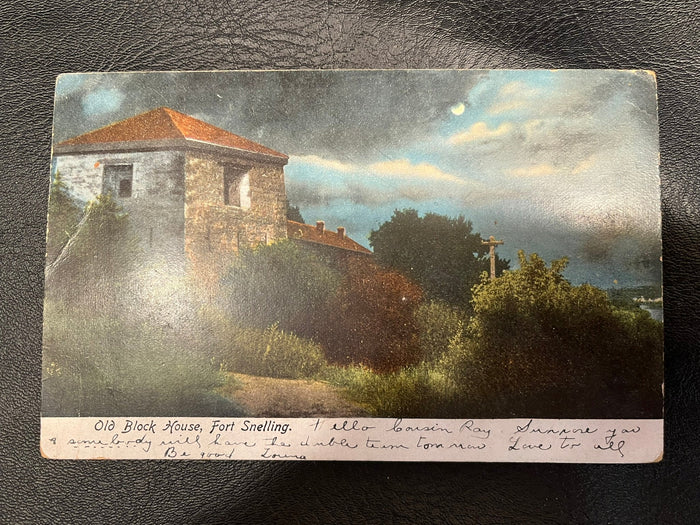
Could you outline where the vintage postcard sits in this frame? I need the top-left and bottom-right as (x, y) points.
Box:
(41, 70), (663, 462)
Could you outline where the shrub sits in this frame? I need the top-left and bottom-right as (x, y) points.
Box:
(323, 252), (663, 419)
(609, 306), (664, 401)
(42, 301), (242, 417)
(202, 309), (327, 379)
(316, 258), (423, 372)
(451, 251), (664, 417)
(415, 300), (467, 363)
(219, 240), (339, 335)
(323, 301), (469, 418)
(324, 363), (458, 417)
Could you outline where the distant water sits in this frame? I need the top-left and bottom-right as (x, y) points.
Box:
(640, 304), (664, 322)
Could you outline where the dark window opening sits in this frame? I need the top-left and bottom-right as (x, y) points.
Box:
(119, 178), (132, 197)
(103, 164), (134, 198)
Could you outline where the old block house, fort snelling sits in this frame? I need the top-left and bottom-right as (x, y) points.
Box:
(52, 107), (370, 287)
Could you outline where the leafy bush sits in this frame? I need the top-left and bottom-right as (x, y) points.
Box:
(415, 300), (467, 363)
(330, 252), (663, 419)
(315, 258), (423, 372)
(202, 309), (327, 379)
(453, 251), (664, 417)
(324, 363), (458, 417)
(42, 301), (242, 417)
(325, 323), (486, 418)
(218, 239), (428, 373)
(610, 307), (664, 397)
(220, 240), (339, 335)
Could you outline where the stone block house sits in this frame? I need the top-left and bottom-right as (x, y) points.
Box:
(53, 107), (369, 286)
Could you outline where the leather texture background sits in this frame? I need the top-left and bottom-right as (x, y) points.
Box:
(1, 1), (698, 523)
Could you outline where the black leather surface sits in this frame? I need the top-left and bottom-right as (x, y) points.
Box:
(1, 0), (698, 523)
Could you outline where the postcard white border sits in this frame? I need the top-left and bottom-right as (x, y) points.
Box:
(41, 417), (662, 463)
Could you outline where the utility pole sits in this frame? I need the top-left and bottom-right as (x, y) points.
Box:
(481, 235), (504, 281)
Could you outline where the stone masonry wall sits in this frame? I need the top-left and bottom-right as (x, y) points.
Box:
(184, 151), (287, 288)
(53, 150), (186, 266)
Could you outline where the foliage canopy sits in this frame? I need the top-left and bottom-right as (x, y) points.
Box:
(46, 172), (82, 265)
(316, 258), (423, 372)
(369, 209), (509, 308)
(460, 251), (663, 417)
(286, 202), (305, 224)
(220, 240), (340, 333)
(45, 192), (140, 309)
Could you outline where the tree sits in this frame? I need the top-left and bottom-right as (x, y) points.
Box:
(316, 258), (423, 372)
(46, 171), (82, 265)
(286, 202), (305, 223)
(453, 251), (663, 417)
(45, 194), (140, 309)
(369, 209), (508, 308)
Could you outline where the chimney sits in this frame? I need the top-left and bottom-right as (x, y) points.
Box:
(337, 227), (346, 240)
(316, 220), (325, 234)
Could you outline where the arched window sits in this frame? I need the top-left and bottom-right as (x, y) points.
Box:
(223, 165), (251, 209)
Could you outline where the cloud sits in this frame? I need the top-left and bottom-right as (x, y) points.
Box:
(290, 154), (468, 185)
(507, 163), (557, 177)
(571, 155), (597, 175)
(290, 154), (356, 173)
(81, 88), (125, 116)
(523, 119), (544, 137)
(287, 154), (481, 212)
(285, 179), (337, 208)
(485, 81), (541, 115)
(449, 122), (514, 144)
(53, 70), (486, 160)
(488, 100), (525, 115)
(499, 81), (541, 98)
(498, 81), (527, 97)
(368, 159), (464, 183)
(56, 74), (86, 96)
(505, 155), (598, 179)
(286, 176), (443, 209)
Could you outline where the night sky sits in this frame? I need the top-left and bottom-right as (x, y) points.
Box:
(52, 70), (662, 288)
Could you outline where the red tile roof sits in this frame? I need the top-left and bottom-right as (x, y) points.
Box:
(56, 107), (288, 159)
(287, 220), (372, 254)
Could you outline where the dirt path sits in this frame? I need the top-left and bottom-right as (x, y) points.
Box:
(223, 373), (370, 418)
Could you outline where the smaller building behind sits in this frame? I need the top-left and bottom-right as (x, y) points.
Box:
(287, 220), (372, 266)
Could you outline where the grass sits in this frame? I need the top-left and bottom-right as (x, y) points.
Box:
(42, 300), (245, 417)
(323, 363), (460, 418)
(201, 308), (327, 380)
